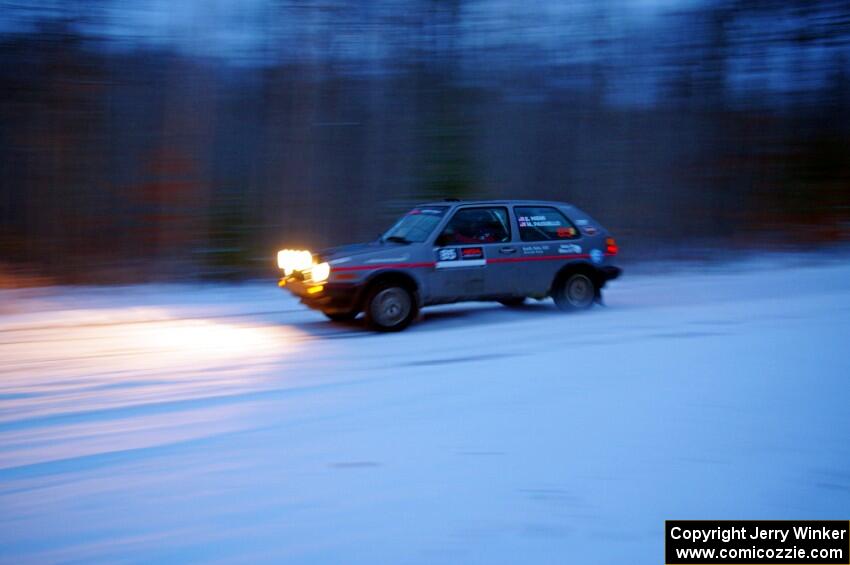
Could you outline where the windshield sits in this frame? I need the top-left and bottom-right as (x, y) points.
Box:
(382, 206), (448, 243)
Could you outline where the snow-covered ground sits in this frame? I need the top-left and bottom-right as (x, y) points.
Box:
(2, 256), (849, 564)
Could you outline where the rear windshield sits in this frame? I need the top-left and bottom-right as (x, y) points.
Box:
(382, 206), (448, 243)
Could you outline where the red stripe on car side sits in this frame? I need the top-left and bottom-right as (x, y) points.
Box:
(332, 253), (615, 272)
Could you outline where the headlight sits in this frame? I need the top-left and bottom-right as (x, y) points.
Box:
(277, 249), (313, 276)
(310, 262), (330, 283)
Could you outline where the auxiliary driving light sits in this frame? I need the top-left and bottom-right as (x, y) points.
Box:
(310, 262), (330, 283)
(277, 249), (313, 276)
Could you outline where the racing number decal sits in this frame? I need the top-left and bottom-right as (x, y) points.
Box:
(436, 247), (486, 269)
(438, 248), (458, 261)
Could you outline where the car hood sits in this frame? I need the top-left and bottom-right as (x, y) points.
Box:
(318, 241), (415, 264)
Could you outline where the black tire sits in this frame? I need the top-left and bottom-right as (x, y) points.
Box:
(552, 272), (596, 311)
(323, 310), (358, 322)
(498, 297), (526, 307)
(363, 284), (416, 332)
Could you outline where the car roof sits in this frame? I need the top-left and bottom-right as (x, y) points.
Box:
(416, 199), (575, 208)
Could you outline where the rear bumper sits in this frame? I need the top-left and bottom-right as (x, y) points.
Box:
(280, 279), (361, 314)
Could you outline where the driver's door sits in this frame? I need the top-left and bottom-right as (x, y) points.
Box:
(428, 206), (512, 303)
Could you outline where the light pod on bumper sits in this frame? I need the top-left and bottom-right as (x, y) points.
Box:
(277, 249), (313, 276)
(310, 262), (330, 283)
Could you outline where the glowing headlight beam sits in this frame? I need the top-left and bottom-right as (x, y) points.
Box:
(277, 249), (313, 276)
(310, 262), (330, 283)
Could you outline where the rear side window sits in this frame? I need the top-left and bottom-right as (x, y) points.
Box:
(515, 207), (579, 241)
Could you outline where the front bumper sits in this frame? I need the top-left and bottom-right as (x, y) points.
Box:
(280, 278), (361, 314)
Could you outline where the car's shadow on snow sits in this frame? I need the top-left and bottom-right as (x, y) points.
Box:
(288, 300), (602, 338)
(413, 301), (559, 331)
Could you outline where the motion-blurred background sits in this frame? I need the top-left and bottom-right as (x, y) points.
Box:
(1, 0), (848, 284)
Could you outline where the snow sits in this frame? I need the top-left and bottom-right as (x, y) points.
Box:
(2, 257), (850, 563)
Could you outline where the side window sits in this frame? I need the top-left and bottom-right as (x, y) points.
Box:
(436, 207), (511, 246)
(515, 207), (579, 241)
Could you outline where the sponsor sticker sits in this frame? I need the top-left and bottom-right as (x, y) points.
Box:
(558, 244), (582, 254)
(575, 219), (589, 226)
(522, 245), (549, 255)
(590, 249), (603, 264)
(461, 247), (484, 260)
(437, 259), (486, 268)
(409, 207), (446, 216)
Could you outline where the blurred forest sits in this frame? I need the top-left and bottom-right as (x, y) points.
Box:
(1, 0), (849, 283)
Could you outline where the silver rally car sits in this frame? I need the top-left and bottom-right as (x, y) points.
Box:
(277, 199), (621, 331)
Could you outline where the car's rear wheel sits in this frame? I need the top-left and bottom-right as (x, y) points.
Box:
(553, 273), (596, 311)
(364, 284), (415, 332)
(498, 297), (526, 307)
(323, 310), (358, 322)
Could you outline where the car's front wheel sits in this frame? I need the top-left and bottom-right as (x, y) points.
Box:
(364, 284), (415, 332)
(553, 272), (596, 311)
